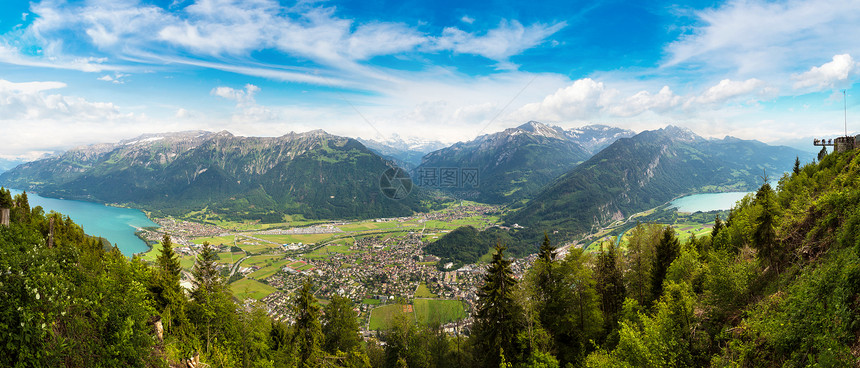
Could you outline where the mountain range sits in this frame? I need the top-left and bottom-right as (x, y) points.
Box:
(506, 126), (815, 236)
(357, 135), (447, 170)
(0, 130), (424, 221)
(414, 122), (635, 204)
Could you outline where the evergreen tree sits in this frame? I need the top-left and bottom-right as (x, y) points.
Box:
(0, 187), (12, 208)
(651, 226), (680, 303)
(793, 156), (801, 175)
(753, 182), (780, 269)
(549, 248), (603, 364)
(533, 233), (557, 340)
(152, 234), (186, 334)
(711, 215), (723, 239)
(189, 241), (228, 354)
(292, 279), (323, 367)
(472, 244), (523, 368)
(322, 295), (362, 355)
(191, 241), (221, 299)
(595, 239), (626, 339)
(625, 223), (661, 305)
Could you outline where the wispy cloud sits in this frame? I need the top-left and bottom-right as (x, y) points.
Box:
(664, 0), (860, 78)
(793, 54), (859, 91)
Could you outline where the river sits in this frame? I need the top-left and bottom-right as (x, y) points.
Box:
(7, 189), (158, 256)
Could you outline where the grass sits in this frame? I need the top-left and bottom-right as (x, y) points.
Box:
(238, 242), (279, 254)
(362, 298), (381, 305)
(303, 245), (357, 259)
(248, 258), (293, 280)
(214, 251), (245, 265)
(368, 304), (406, 330)
(369, 300), (468, 330)
(191, 235), (236, 246)
(413, 299), (467, 326)
(339, 221), (403, 231)
(255, 233), (333, 244)
(230, 278), (278, 301)
(243, 254), (285, 268)
(414, 283), (437, 298)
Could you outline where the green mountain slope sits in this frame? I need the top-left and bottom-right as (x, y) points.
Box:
(415, 121), (592, 204)
(507, 126), (814, 237)
(0, 130), (424, 221)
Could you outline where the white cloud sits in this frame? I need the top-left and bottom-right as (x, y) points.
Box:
(211, 83), (276, 123)
(461, 15), (475, 24)
(0, 78), (156, 157)
(432, 20), (567, 62)
(609, 86), (682, 117)
(793, 54), (858, 91)
(665, 0), (860, 78)
(514, 78), (615, 121)
(693, 78), (765, 105)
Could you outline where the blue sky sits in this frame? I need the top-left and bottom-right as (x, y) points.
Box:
(0, 0), (859, 159)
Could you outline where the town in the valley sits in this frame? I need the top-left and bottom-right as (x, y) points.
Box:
(137, 203), (541, 336)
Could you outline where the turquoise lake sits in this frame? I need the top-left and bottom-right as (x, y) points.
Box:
(670, 192), (750, 213)
(8, 189), (158, 256)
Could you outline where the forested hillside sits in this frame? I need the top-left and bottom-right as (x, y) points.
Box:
(3, 147), (860, 367)
(0, 130), (425, 221)
(508, 126), (812, 237)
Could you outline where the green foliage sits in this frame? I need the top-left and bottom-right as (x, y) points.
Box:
(292, 279), (323, 367)
(714, 248), (860, 366)
(425, 226), (542, 269)
(624, 223), (662, 306)
(472, 244), (524, 368)
(651, 226), (680, 302)
(609, 283), (702, 367)
(595, 239), (626, 339)
(0, 206), (157, 367)
(322, 295), (362, 355)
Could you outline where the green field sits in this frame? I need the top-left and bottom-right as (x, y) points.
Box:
(339, 221), (404, 231)
(368, 304), (407, 330)
(368, 299), (467, 330)
(248, 259), (293, 280)
(256, 233), (334, 244)
(362, 298), (381, 305)
(414, 283), (437, 298)
(243, 254), (285, 266)
(191, 235), (236, 246)
(238, 242), (279, 254)
(230, 278), (278, 300)
(414, 299), (467, 326)
(214, 251), (245, 265)
(303, 245), (357, 259)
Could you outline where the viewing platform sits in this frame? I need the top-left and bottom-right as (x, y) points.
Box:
(814, 135), (857, 152)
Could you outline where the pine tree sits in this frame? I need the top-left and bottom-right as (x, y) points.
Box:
(292, 279), (323, 367)
(322, 295), (361, 355)
(0, 187), (12, 208)
(190, 241), (225, 354)
(793, 156), (801, 175)
(152, 234), (185, 334)
(191, 241), (221, 299)
(753, 182), (780, 269)
(472, 244), (523, 368)
(651, 226), (680, 303)
(535, 233), (556, 293)
(550, 248), (603, 364)
(711, 214), (724, 239)
(595, 239), (626, 336)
